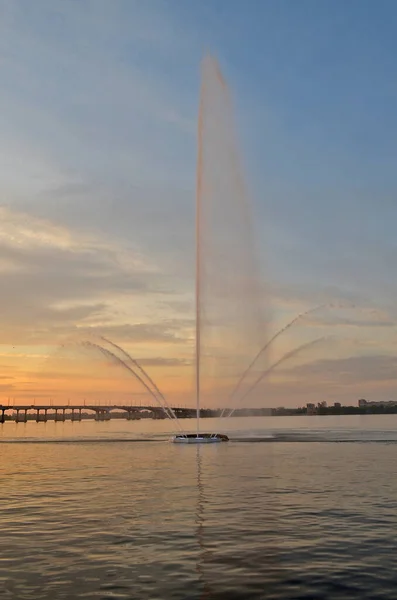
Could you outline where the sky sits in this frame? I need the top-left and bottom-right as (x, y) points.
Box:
(1, 0), (397, 407)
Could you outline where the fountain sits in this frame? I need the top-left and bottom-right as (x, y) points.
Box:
(38, 53), (385, 427)
(219, 305), (327, 417)
(192, 55), (267, 414)
(80, 60), (337, 433)
(100, 336), (171, 414)
(81, 340), (183, 432)
(220, 302), (357, 417)
(224, 336), (329, 418)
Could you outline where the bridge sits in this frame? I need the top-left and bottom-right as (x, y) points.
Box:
(0, 404), (201, 423)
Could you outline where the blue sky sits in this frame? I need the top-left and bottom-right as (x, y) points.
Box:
(1, 0), (397, 405)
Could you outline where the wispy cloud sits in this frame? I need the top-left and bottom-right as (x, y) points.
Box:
(289, 354), (397, 385)
(0, 0), (196, 195)
(0, 206), (192, 347)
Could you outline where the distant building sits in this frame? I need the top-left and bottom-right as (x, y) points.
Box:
(306, 403), (316, 415)
(334, 402), (341, 409)
(358, 399), (397, 409)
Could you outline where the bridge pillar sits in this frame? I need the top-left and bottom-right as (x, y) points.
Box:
(152, 410), (166, 420)
(71, 408), (81, 422)
(15, 409), (27, 423)
(126, 410), (140, 420)
(55, 408), (65, 421)
(36, 409), (47, 422)
(0, 408), (5, 424)
(95, 409), (110, 421)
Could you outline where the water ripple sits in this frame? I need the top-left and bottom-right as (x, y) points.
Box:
(2, 420), (397, 598)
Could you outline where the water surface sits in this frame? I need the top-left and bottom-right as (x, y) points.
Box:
(2, 416), (397, 599)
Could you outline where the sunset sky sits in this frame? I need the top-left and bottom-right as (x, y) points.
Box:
(2, 0), (397, 407)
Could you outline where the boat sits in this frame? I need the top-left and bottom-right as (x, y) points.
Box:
(173, 433), (229, 444)
(172, 58), (229, 445)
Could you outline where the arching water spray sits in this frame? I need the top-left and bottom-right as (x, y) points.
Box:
(224, 337), (328, 418)
(99, 336), (177, 421)
(220, 304), (327, 417)
(220, 302), (358, 417)
(82, 341), (183, 431)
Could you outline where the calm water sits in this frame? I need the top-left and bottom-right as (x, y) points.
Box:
(2, 415), (397, 599)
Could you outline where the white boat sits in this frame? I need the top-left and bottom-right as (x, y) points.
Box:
(172, 59), (228, 445)
(173, 433), (229, 444)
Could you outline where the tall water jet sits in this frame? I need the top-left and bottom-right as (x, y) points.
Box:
(197, 55), (266, 410)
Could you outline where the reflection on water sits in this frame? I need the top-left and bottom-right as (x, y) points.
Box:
(195, 446), (212, 599)
(2, 417), (397, 598)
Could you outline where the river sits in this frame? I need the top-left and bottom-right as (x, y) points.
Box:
(1, 415), (397, 599)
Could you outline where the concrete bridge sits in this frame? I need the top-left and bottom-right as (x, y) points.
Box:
(0, 404), (198, 423)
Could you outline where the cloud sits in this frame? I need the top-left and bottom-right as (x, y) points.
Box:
(0, 0), (197, 196)
(287, 354), (397, 386)
(0, 383), (15, 393)
(301, 308), (396, 330)
(16, 180), (196, 280)
(137, 356), (191, 367)
(86, 321), (194, 344)
(0, 207), (191, 345)
(234, 353), (397, 408)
